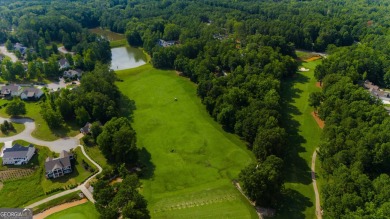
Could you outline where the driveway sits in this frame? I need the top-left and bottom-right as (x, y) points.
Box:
(58, 46), (74, 55)
(0, 45), (18, 62)
(0, 117), (78, 153)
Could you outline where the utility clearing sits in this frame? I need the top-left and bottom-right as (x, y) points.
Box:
(116, 64), (257, 219)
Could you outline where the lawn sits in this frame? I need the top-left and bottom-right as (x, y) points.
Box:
(0, 99), (80, 141)
(275, 55), (323, 218)
(45, 201), (99, 219)
(116, 64), (258, 218)
(0, 143), (51, 207)
(83, 145), (110, 170)
(0, 141), (96, 208)
(0, 122), (24, 137)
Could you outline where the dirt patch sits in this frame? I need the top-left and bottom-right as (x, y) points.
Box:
(34, 199), (88, 219)
(0, 168), (35, 181)
(304, 55), (322, 62)
(311, 112), (324, 129)
(315, 82), (322, 88)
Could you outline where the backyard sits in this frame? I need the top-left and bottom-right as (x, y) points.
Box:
(116, 64), (258, 218)
(0, 141), (96, 208)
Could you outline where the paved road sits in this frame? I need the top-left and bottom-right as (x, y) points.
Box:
(0, 117), (78, 153)
(311, 149), (322, 219)
(0, 116), (102, 208)
(0, 45), (18, 62)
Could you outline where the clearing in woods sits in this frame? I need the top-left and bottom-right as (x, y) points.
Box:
(116, 64), (257, 219)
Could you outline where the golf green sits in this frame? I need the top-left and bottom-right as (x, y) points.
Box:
(45, 202), (99, 219)
(117, 64), (257, 218)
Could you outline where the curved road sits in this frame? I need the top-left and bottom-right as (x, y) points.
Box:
(0, 117), (102, 208)
(311, 149), (322, 219)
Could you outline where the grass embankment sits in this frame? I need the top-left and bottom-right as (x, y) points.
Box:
(0, 141), (96, 208)
(110, 39), (127, 48)
(45, 201), (99, 219)
(32, 191), (82, 214)
(0, 100), (79, 141)
(275, 54), (323, 218)
(116, 64), (257, 218)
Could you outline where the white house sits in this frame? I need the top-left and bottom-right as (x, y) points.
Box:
(2, 144), (36, 165)
(45, 150), (74, 179)
(20, 87), (44, 100)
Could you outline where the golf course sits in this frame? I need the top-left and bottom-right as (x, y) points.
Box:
(116, 64), (258, 218)
(276, 53), (323, 218)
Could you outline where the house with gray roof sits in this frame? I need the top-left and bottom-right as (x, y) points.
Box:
(20, 87), (44, 100)
(1, 84), (22, 97)
(59, 58), (70, 70)
(45, 150), (74, 179)
(63, 69), (83, 79)
(2, 144), (35, 165)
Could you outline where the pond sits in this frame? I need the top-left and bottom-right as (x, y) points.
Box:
(110, 46), (147, 70)
(89, 28), (125, 41)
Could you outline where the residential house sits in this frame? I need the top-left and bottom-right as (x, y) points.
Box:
(20, 87), (44, 100)
(1, 85), (22, 97)
(59, 58), (70, 70)
(158, 39), (176, 47)
(63, 69), (83, 79)
(2, 144), (36, 165)
(14, 43), (27, 55)
(45, 150), (74, 179)
(80, 122), (92, 134)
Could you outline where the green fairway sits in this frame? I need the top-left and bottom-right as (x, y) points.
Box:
(276, 57), (323, 218)
(45, 202), (99, 219)
(116, 64), (257, 218)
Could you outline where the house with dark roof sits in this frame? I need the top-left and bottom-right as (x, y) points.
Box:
(2, 144), (36, 165)
(1, 85), (22, 97)
(45, 150), (74, 179)
(80, 122), (92, 134)
(14, 43), (27, 55)
(158, 39), (176, 47)
(20, 87), (44, 100)
(59, 58), (70, 70)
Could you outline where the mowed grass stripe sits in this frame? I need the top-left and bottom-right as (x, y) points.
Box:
(116, 64), (257, 218)
(276, 58), (323, 218)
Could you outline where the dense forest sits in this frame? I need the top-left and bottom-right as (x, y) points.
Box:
(1, 0), (390, 218)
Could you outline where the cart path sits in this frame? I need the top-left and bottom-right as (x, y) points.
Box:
(311, 149), (322, 219)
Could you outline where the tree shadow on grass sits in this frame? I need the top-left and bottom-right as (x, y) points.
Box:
(120, 94), (136, 122)
(280, 73), (312, 185)
(275, 188), (313, 219)
(138, 147), (155, 180)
